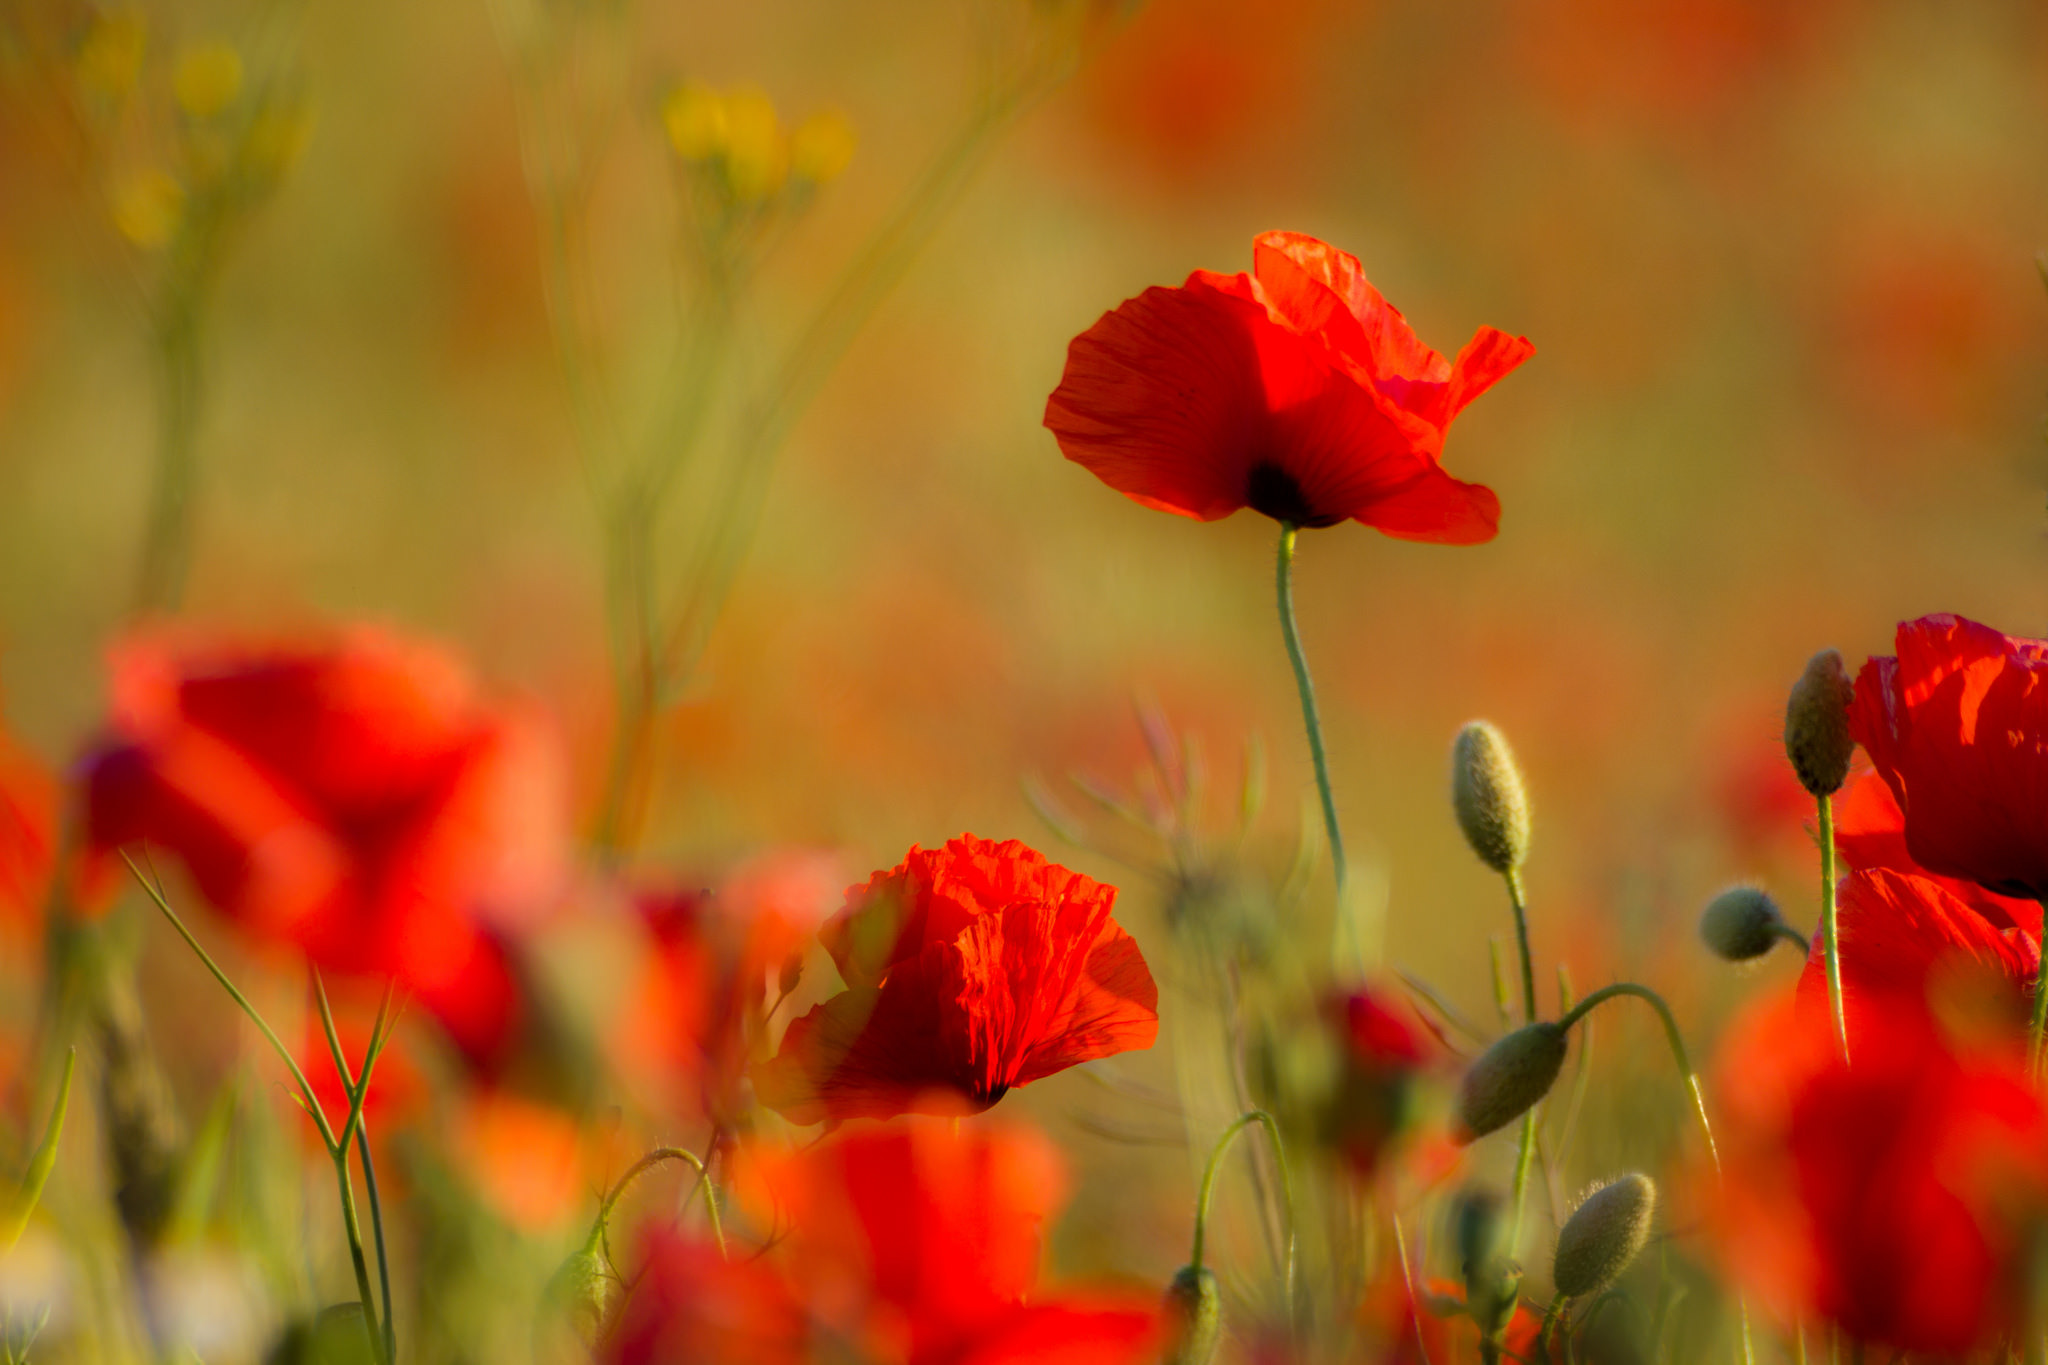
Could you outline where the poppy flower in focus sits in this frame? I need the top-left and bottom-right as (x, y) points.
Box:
(752, 835), (1158, 1125)
(1832, 771), (2040, 936)
(734, 1119), (1161, 1365)
(1793, 868), (2038, 1045)
(78, 628), (569, 1069)
(1703, 990), (2048, 1354)
(1044, 231), (1532, 541)
(606, 1228), (811, 1365)
(1850, 614), (2048, 900)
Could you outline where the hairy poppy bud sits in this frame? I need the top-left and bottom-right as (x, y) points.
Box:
(1161, 1265), (1221, 1365)
(1698, 886), (1787, 962)
(1452, 722), (1531, 874)
(1784, 649), (1854, 797)
(1457, 1023), (1566, 1141)
(542, 1241), (613, 1347)
(1553, 1173), (1656, 1299)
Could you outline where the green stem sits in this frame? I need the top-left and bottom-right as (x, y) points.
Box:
(1509, 1108), (1539, 1252)
(1558, 983), (1719, 1173)
(1190, 1110), (1296, 1311)
(1275, 525), (1348, 911)
(122, 854), (333, 1148)
(358, 1124), (395, 1365)
(330, 1143), (388, 1365)
(595, 1146), (725, 1262)
(1775, 922), (1813, 957)
(1504, 868), (1536, 1025)
(2031, 898), (2048, 1078)
(133, 286), (202, 617)
(1818, 794), (1848, 1063)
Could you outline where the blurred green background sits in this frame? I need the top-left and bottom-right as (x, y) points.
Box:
(3, 0), (2048, 1351)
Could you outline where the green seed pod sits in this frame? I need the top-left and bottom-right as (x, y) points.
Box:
(1698, 885), (1786, 962)
(1553, 1173), (1656, 1299)
(543, 1242), (614, 1347)
(1452, 722), (1531, 874)
(1784, 649), (1854, 798)
(1161, 1265), (1221, 1365)
(1456, 1023), (1567, 1141)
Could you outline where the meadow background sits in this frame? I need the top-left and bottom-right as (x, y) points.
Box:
(3, 0), (2048, 1352)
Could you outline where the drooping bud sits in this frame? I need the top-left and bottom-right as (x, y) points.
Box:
(1456, 1023), (1566, 1141)
(1160, 1265), (1221, 1365)
(542, 1239), (614, 1347)
(1553, 1173), (1656, 1299)
(1784, 649), (1854, 798)
(1452, 722), (1531, 875)
(1698, 885), (1787, 962)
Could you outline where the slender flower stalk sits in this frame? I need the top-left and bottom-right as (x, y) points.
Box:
(594, 1146), (727, 1263)
(1276, 526), (1351, 959)
(1558, 983), (1718, 1173)
(125, 854), (398, 1365)
(1818, 794), (1848, 1063)
(1190, 1109), (1295, 1312)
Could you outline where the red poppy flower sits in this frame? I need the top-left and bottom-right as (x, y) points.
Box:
(1703, 990), (2048, 1354)
(752, 835), (1158, 1124)
(1850, 614), (2048, 900)
(1044, 231), (1532, 541)
(1321, 986), (1434, 1177)
(1793, 868), (2038, 1044)
(614, 851), (840, 1124)
(607, 1228), (811, 1365)
(733, 1120), (1161, 1365)
(1833, 771), (2040, 935)
(0, 726), (54, 934)
(79, 628), (568, 1068)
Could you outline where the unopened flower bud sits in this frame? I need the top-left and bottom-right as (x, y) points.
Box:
(542, 1239), (614, 1346)
(1784, 649), (1854, 798)
(1452, 722), (1530, 875)
(789, 109), (856, 184)
(1553, 1173), (1656, 1299)
(1699, 885), (1786, 962)
(1456, 1023), (1566, 1141)
(1161, 1265), (1221, 1365)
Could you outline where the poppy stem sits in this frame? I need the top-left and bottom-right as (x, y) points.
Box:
(1557, 983), (1719, 1174)
(1817, 794), (1849, 1063)
(1275, 525), (1351, 953)
(594, 1147), (727, 1263)
(1190, 1110), (1295, 1312)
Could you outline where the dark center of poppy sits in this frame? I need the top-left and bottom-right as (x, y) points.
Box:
(1245, 463), (1343, 529)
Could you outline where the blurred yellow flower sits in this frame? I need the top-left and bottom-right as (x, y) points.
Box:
(110, 168), (184, 248)
(662, 83), (727, 161)
(173, 42), (243, 120)
(789, 109), (856, 185)
(75, 11), (146, 102)
(244, 102), (314, 180)
(720, 85), (785, 202)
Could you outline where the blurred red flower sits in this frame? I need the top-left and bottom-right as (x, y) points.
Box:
(1793, 868), (2038, 1044)
(1704, 991), (2048, 1354)
(1354, 1274), (1542, 1365)
(79, 628), (568, 1067)
(607, 1228), (811, 1365)
(1833, 771), (2041, 936)
(753, 835), (1157, 1124)
(1323, 986), (1434, 1177)
(733, 1120), (1160, 1365)
(1044, 231), (1531, 541)
(1851, 614), (2048, 900)
(0, 725), (53, 933)
(614, 849), (841, 1124)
